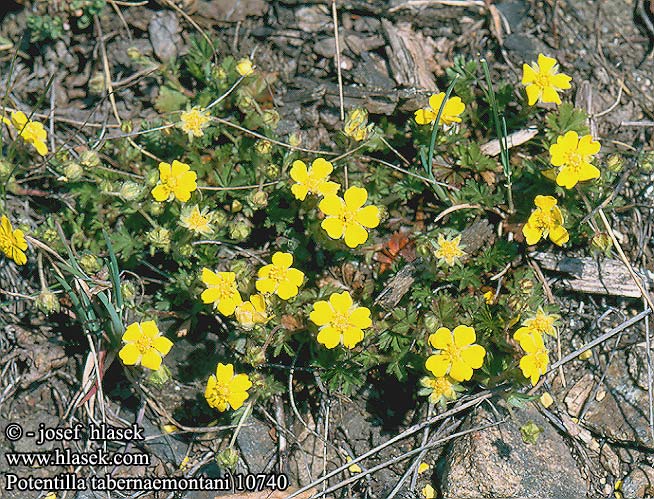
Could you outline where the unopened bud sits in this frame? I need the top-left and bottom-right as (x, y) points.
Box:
(119, 181), (142, 201)
(37, 290), (60, 314)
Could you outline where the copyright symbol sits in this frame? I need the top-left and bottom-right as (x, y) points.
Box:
(5, 423), (23, 441)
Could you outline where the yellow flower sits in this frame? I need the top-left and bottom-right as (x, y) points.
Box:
(200, 268), (243, 315)
(344, 108), (373, 142)
(118, 320), (173, 371)
(414, 92), (465, 127)
(433, 234), (465, 266)
(425, 325), (486, 382)
(420, 375), (458, 405)
(205, 363), (252, 412)
(151, 160), (198, 202)
(179, 205), (214, 236)
(522, 195), (569, 246)
(319, 186), (380, 248)
(235, 294), (269, 329)
(346, 456), (362, 473)
(483, 290), (494, 304)
(518, 331), (549, 385)
(236, 58), (255, 77)
(515, 308), (559, 342)
(289, 158), (340, 201)
(418, 462), (431, 474)
(256, 252), (305, 300)
(179, 107), (210, 139)
(0, 215), (28, 265)
(540, 391), (554, 408)
(522, 54), (572, 106)
(422, 484), (436, 499)
(2, 111), (48, 156)
(310, 291), (372, 349)
(549, 131), (601, 189)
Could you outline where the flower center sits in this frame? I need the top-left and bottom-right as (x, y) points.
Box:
(331, 310), (351, 333)
(189, 211), (207, 228)
(533, 210), (555, 231)
(562, 150), (583, 170)
(442, 343), (463, 364)
(207, 383), (229, 406)
(268, 266), (288, 283)
(135, 334), (153, 354)
(166, 175), (179, 190)
(436, 241), (461, 261)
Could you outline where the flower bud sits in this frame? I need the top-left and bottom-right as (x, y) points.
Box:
(121, 281), (136, 303)
(119, 181), (142, 201)
(89, 72), (106, 95)
(237, 94), (256, 112)
(248, 190), (268, 209)
(641, 152), (654, 172)
(63, 162), (84, 181)
(265, 163), (280, 179)
(147, 227), (171, 253)
(229, 220), (251, 241)
(121, 121), (133, 134)
(212, 65), (227, 82)
(127, 46), (142, 59)
(288, 132), (302, 148)
(216, 448), (239, 470)
(262, 109), (280, 129)
(590, 232), (612, 257)
(230, 199), (243, 213)
(177, 243), (194, 258)
(79, 149), (101, 168)
(243, 345), (266, 367)
(606, 154), (623, 173)
(236, 58), (254, 77)
(344, 107), (373, 142)
(424, 313), (439, 332)
(79, 253), (102, 274)
(255, 139), (272, 155)
(147, 365), (171, 387)
(36, 290), (60, 314)
(210, 210), (228, 229)
(149, 202), (165, 216)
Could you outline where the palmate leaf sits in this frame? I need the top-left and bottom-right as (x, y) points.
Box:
(545, 103), (589, 140)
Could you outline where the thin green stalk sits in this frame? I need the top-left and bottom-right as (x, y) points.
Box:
(480, 59), (513, 213)
(424, 77), (459, 180)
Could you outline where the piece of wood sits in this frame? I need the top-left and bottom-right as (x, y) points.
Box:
(530, 251), (652, 298)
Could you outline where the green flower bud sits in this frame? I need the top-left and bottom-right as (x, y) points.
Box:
(149, 202), (165, 216)
(0, 160), (13, 178)
(265, 163), (280, 179)
(590, 232), (612, 257)
(121, 120), (133, 134)
(606, 154), (623, 173)
(99, 179), (114, 193)
(79, 253), (102, 274)
(79, 150), (101, 168)
(247, 190), (268, 209)
(177, 243), (194, 258)
(424, 313), (439, 332)
(641, 151), (654, 172)
(262, 109), (280, 129)
(147, 365), (172, 387)
(230, 259), (252, 282)
(215, 448), (239, 471)
(127, 46), (142, 59)
(121, 281), (136, 303)
(520, 421), (542, 444)
(415, 239), (432, 258)
(42, 228), (58, 244)
(36, 290), (60, 314)
(119, 181), (142, 201)
(230, 199), (243, 213)
(207, 210), (227, 230)
(229, 220), (251, 241)
(211, 65), (227, 83)
(288, 132), (302, 148)
(237, 94), (256, 112)
(63, 162), (84, 181)
(244, 345), (266, 367)
(147, 227), (171, 254)
(255, 139), (272, 155)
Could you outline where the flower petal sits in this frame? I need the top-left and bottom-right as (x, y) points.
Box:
(330, 291), (353, 312)
(122, 323), (142, 342)
(153, 336), (174, 355)
(461, 344), (486, 369)
(356, 205), (380, 228)
(349, 307), (372, 329)
(272, 251), (293, 268)
(429, 327), (453, 349)
(310, 300), (334, 326)
(415, 108), (436, 125)
(141, 350), (163, 370)
(578, 162), (600, 182)
(548, 224), (569, 246)
(556, 166), (579, 189)
(453, 325), (476, 347)
(119, 343), (141, 365)
(344, 186), (368, 210)
(321, 217), (345, 239)
(342, 327), (364, 349)
(319, 195), (344, 216)
(290, 160), (308, 182)
(425, 354), (449, 377)
(525, 84), (541, 106)
(522, 222), (543, 245)
(343, 223), (369, 248)
(317, 326), (341, 348)
(276, 281), (298, 300)
(449, 360), (473, 382)
(310, 158), (333, 178)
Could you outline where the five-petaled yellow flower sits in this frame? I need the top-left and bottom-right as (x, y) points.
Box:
(119, 320), (173, 371)
(179, 205), (214, 236)
(2, 111), (48, 156)
(549, 131), (601, 189)
(414, 92), (465, 127)
(0, 215), (28, 265)
(522, 54), (572, 106)
(289, 158), (340, 201)
(235, 294), (269, 329)
(522, 195), (569, 246)
(420, 375), (459, 405)
(344, 108), (373, 142)
(179, 107), (210, 139)
(422, 484), (436, 499)
(201, 268), (243, 315)
(256, 252), (305, 300)
(517, 332), (549, 385)
(310, 291), (372, 349)
(319, 186), (380, 248)
(205, 363), (252, 412)
(425, 325), (486, 382)
(514, 308), (559, 342)
(151, 160), (198, 202)
(433, 234), (465, 266)
(236, 58), (255, 77)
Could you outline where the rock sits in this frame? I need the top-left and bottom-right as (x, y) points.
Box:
(236, 416), (276, 472)
(439, 403), (586, 499)
(199, 0), (268, 22)
(622, 465), (654, 498)
(149, 10), (181, 62)
(295, 5), (331, 33)
(580, 350), (653, 448)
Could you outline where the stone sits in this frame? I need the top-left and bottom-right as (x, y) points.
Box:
(622, 465), (654, 498)
(439, 403), (586, 499)
(149, 10), (181, 62)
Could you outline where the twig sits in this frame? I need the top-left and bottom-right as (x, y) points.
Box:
(331, 0), (345, 121)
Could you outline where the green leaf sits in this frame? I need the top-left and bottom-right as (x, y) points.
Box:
(154, 85), (188, 113)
